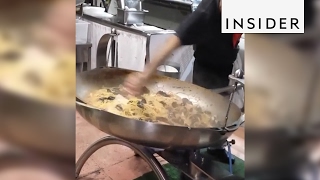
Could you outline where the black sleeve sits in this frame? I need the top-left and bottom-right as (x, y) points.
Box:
(175, 0), (218, 45)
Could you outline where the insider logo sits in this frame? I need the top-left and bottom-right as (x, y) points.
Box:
(221, 0), (304, 33)
(226, 18), (301, 30)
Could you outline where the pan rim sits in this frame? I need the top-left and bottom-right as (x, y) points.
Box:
(75, 98), (241, 131)
(76, 67), (242, 131)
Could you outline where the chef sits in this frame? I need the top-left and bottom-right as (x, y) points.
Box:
(123, 0), (242, 164)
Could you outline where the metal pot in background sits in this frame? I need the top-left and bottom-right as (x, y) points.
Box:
(116, 8), (147, 25)
(156, 62), (181, 79)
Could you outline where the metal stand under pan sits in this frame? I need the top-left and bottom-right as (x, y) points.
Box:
(75, 136), (244, 180)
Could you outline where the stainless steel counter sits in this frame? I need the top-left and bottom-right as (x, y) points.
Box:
(78, 13), (175, 38)
(76, 43), (92, 72)
(77, 7), (194, 78)
(78, 12), (178, 69)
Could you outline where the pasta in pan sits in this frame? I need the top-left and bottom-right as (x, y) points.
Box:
(86, 87), (219, 128)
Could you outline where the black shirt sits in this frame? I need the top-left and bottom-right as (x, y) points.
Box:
(175, 0), (239, 72)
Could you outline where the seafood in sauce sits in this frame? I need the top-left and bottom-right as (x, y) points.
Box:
(85, 87), (219, 128)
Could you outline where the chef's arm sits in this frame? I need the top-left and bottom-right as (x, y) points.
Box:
(143, 0), (216, 77)
(143, 35), (181, 77)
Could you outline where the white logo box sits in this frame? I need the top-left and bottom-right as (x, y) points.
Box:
(221, 0), (304, 33)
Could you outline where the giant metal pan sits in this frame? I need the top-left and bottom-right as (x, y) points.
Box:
(76, 67), (243, 149)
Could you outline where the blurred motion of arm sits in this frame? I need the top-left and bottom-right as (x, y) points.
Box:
(144, 0), (217, 77)
(144, 36), (181, 77)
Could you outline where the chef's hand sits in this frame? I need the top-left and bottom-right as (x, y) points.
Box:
(123, 72), (150, 96)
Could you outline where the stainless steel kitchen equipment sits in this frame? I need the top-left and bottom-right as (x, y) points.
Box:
(110, 0), (193, 28)
(75, 67), (245, 180)
(125, 0), (140, 9)
(142, 0), (193, 30)
(76, 43), (92, 72)
(96, 28), (119, 68)
(115, 0), (141, 9)
(79, 0), (195, 74)
(76, 67), (243, 149)
(156, 62), (181, 79)
(116, 0), (125, 9)
(116, 8), (147, 25)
